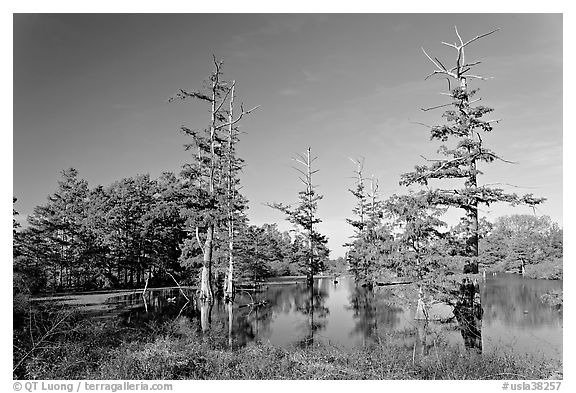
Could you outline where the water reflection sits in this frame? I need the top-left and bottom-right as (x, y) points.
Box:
(347, 285), (404, 342)
(453, 278), (483, 352)
(295, 280), (330, 346)
(49, 273), (561, 360)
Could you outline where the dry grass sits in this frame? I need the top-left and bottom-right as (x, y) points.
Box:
(20, 315), (560, 380)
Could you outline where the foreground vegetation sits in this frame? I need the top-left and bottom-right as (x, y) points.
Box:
(17, 313), (561, 380)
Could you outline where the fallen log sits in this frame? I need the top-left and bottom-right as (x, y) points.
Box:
(238, 300), (268, 309)
(376, 281), (414, 286)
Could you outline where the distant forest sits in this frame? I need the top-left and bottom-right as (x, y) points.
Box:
(13, 169), (330, 293)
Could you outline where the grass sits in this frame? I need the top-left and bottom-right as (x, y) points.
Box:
(18, 315), (561, 380)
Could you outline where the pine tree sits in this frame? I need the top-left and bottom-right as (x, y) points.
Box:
(26, 168), (91, 289)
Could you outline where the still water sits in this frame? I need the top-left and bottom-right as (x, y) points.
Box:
(45, 273), (562, 361)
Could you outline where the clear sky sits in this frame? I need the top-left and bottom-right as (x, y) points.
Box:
(13, 14), (562, 258)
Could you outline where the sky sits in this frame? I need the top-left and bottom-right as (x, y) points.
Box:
(12, 13), (563, 258)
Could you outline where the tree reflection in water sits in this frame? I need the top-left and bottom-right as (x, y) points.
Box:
(214, 290), (276, 348)
(348, 284), (404, 344)
(55, 274), (560, 358)
(453, 278), (483, 352)
(294, 279), (330, 346)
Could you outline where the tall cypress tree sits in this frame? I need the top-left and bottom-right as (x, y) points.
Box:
(269, 147), (329, 285)
(400, 27), (544, 263)
(170, 57), (257, 302)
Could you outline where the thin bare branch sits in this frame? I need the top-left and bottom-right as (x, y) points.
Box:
(141, 277), (149, 313)
(292, 158), (308, 167)
(214, 80), (236, 114)
(454, 26), (465, 47)
(13, 310), (74, 373)
(434, 56), (448, 71)
(167, 272), (190, 302)
(462, 28), (501, 49)
(481, 182), (539, 190)
(421, 102), (453, 112)
(411, 121), (434, 129)
(492, 155), (518, 165)
(422, 47), (444, 71)
(462, 74), (493, 80)
(291, 165), (308, 179)
(462, 61), (482, 68)
(425, 69), (457, 81)
(214, 105), (260, 130)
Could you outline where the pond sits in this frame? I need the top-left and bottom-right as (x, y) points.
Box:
(38, 273), (562, 361)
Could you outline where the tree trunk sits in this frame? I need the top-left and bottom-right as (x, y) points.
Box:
(199, 225), (214, 302)
(225, 250), (233, 302)
(307, 147), (314, 287)
(224, 84), (236, 303)
(199, 299), (212, 333)
(468, 208), (479, 257)
(307, 283), (314, 345)
(227, 302), (233, 349)
(461, 76), (479, 258)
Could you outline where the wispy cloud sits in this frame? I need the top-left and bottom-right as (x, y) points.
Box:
(279, 88), (300, 96)
(229, 15), (329, 47)
(302, 69), (319, 82)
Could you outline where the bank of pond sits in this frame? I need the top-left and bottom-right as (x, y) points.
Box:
(16, 273), (562, 380)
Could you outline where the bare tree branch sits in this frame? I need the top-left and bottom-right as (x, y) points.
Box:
(442, 41), (458, 49)
(13, 310), (74, 374)
(411, 121), (434, 128)
(462, 28), (501, 49)
(214, 105), (260, 130)
(421, 102), (453, 112)
(462, 74), (494, 81)
(214, 80), (236, 114)
(167, 272), (190, 302)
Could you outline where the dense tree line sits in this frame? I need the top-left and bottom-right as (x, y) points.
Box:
(480, 215), (563, 272)
(13, 170), (324, 294)
(345, 183), (562, 285)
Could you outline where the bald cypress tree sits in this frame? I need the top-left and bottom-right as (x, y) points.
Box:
(269, 147), (329, 286)
(170, 57), (257, 302)
(400, 27), (545, 263)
